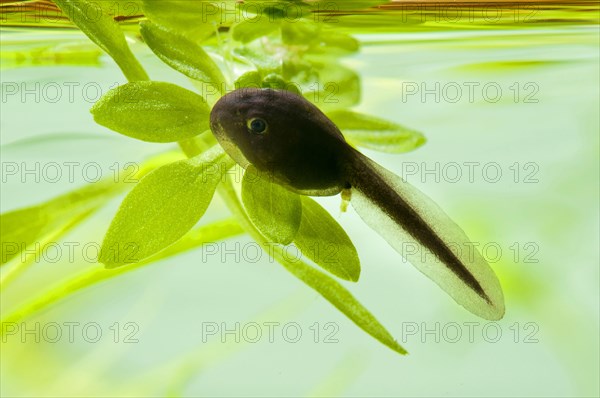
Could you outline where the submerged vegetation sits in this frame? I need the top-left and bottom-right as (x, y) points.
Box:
(2, 1), (599, 396)
(1, 0), (597, 360)
(1, 0), (430, 355)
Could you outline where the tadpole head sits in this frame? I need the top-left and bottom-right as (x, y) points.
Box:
(210, 88), (265, 169)
(209, 88), (347, 195)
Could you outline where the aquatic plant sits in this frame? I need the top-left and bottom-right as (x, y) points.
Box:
(2, 0), (502, 355)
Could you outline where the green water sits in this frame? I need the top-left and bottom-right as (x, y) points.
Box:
(1, 3), (599, 397)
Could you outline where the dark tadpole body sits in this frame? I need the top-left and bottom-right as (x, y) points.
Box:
(210, 88), (504, 320)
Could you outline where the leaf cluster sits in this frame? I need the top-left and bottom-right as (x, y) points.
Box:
(2, 0), (424, 355)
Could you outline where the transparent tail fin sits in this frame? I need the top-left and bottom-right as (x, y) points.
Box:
(348, 151), (505, 320)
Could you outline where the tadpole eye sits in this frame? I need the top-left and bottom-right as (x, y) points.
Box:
(247, 118), (267, 134)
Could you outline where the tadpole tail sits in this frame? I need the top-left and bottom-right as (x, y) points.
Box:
(343, 148), (505, 320)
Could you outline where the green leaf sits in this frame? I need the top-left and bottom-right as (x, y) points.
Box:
(233, 46), (279, 71)
(272, 244), (407, 355)
(90, 81), (210, 143)
(282, 20), (359, 54)
(219, 177), (406, 355)
(294, 197), (360, 282)
(99, 146), (233, 268)
(234, 71), (263, 89)
(142, 0), (224, 42)
(231, 18), (281, 44)
(1, 206), (92, 268)
(140, 21), (226, 94)
(261, 73), (302, 95)
(0, 150), (182, 270)
(53, 0), (148, 81)
(1, 179), (127, 267)
(282, 58), (319, 85)
(327, 110), (426, 153)
(319, 30), (360, 53)
(1, 218), (245, 327)
(281, 20), (321, 45)
(303, 63), (360, 111)
(241, 167), (302, 245)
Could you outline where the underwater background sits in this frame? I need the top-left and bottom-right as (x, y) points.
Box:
(1, 1), (599, 396)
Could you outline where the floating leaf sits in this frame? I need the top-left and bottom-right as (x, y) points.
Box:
(140, 21), (226, 94)
(53, 0), (148, 81)
(99, 146), (233, 268)
(241, 167), (302, 245)
(91, 81), (210, 143)
(294, 197), (360, 282)
(327, 110), (426, 153)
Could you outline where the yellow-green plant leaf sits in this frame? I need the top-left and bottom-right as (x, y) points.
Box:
(231, 18), (281, 44)
(261, 73), (302, 94)
(0, 179), (126, 267)
(241, 167), (302, 245)
(140, 21), (226, 94)
(281, 20), (359, 54)
(281, 20), (359, 56)
(233, 47), (279, 70)
(319, 30), (360, 53)
(90, 81), (210, 143)
(303, 63), (360, 111)
(328, 110), (426, 153)
(99, 146), (233, 268)
(53, 0), (148, 81)
(281, 20), (321, 45)
(272, 244), (406, 355)
(0, 151), (182, 269)
(0, 218), (245, 327)
(234, 71), (263, 89)
(219, 177), (406, 355)
(294, 197), (360, 282)
(142, 0), (223, 42)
